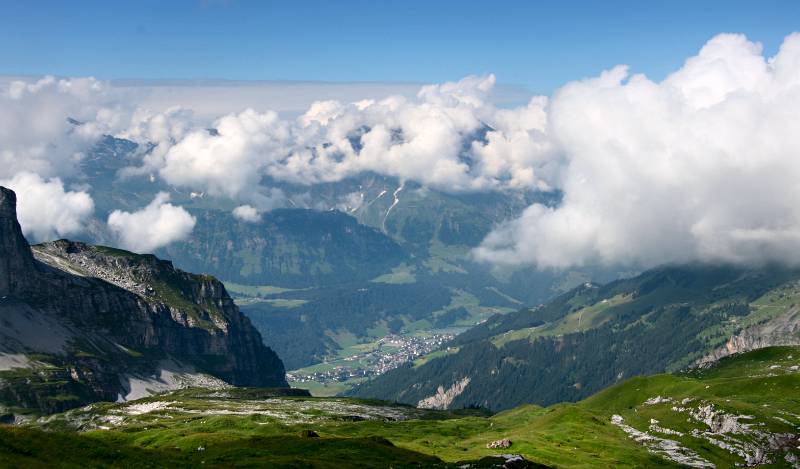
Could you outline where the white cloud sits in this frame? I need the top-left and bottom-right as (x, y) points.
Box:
(1, 74), (552, 199)
(232, 204), (260, 222)
(0, 172), (94, 242)
(475, 33), (800, 269)
(107, 192), (196, 253)
(139, 74), (556, 196)
(7, 32), (800, 270)
(116, 106), (197, 177)
(158, 109), (289, 198)
(0, 76), (119, 179)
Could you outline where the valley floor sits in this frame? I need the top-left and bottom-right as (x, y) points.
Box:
(3, 347), (799, 468)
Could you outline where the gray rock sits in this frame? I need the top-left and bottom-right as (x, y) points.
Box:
(0, 186), (287, 414)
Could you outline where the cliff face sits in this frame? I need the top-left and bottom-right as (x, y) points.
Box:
(0, 187), (286, 414)
(695, 307), (800, 367)
(0, 188), (37, 297)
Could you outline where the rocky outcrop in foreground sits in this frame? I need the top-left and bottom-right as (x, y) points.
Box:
(0, 187), (287, 415)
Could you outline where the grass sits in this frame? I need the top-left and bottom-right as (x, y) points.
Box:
(0, 425), (450, 468)
(371, 263), (417, 284)
(491, 293), (631, 347)
(6, 346), (799, 467)
(413, 347), (460, 368)
(222, 282), (297, 298)
(93, 245), (145, 258)
(259, 298), (308, 308)
(291, 380), (363, 397)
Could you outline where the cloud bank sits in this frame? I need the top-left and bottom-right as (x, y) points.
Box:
(475, 33), (800, 268)
(0, 76), (118, 179)
(0, 172), (94, 242)
(5, 32), (800, 269)
(146, 74), (559, 195)
(107, 193), (196, 253)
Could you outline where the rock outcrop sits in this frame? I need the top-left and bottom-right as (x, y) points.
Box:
(0, 187), (287, 414)
(486, 438), (512, 449)
(417, 376), (471, 410)
(0, 187), (37, 297)
(695, 307), (800, 367)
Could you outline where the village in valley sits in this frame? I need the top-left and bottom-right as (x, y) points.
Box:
(286, 333), (454, 389)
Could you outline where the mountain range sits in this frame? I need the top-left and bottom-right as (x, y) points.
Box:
(0, 187), (287, 416)
(69, 134), (609, 372)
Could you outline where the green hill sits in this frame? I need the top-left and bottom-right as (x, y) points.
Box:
(4, 347), (799, 467)
(350, 265), (800, 411)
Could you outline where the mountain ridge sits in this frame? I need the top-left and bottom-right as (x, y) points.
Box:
(0, 186), (288, 416)
(349, 264), (800, 411)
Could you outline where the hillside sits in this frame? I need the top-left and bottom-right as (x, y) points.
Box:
(0, 187), (287, 417)
(162, 208), (407, 288)
(350, 265), (800, 411)
(3, 347), (799, 467)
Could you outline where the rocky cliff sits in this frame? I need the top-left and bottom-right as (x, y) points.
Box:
(0, 188), (37, 297)
(695, 306), (800, 367)
(0, 187), (287, 415)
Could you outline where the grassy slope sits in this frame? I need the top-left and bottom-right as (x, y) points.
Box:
(3, 347), (799, 468)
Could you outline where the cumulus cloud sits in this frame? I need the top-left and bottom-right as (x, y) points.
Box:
(116, 106), (197, 177)
(232, 204), (261, 222)
(129, 74), (557, 196)
(475, 33), (800, 268)
(107, 192), (196, 253)
(0, 76), (120, 179)
(158, 109), (289, 198)
(0, 172), (94, 242)
(8, 32), (800, 270)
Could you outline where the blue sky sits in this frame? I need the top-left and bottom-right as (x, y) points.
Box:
(1, 0), (797, 93)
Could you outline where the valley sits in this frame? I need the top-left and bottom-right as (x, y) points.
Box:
(49, 133), (623, 395)
(226, 281), (502, 395)
(286, 332), (454, 396)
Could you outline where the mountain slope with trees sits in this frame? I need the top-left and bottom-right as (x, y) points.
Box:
(349, 265), (800, 411)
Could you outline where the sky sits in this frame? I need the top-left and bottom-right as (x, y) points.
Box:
(2, 2), (800, 270)
(1, 0), (798, 93)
